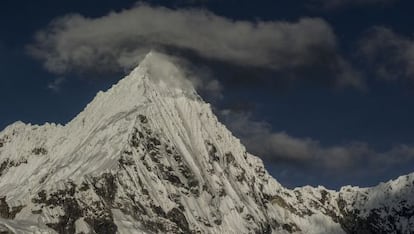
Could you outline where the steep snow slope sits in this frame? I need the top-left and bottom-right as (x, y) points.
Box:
(0, 52), (413, 234)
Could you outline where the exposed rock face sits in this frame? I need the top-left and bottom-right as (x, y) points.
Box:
(0, 52), (413, 234)
(0, 197), (24, 219)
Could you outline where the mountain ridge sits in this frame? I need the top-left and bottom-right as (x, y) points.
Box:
(0, 52), (413, 233)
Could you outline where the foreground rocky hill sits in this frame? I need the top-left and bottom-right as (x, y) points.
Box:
(0, 52), (413, 233)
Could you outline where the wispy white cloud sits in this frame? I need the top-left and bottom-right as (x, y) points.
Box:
(27, 4), (362, 88)
(47, 77), (66, 92)
(359, 26), (414, 81)
(220, 110), (414, 174)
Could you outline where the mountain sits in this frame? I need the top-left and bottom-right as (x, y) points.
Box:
(0, 52), (413, 234)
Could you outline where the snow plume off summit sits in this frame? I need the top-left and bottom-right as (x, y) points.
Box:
(0, 52), (413, 233)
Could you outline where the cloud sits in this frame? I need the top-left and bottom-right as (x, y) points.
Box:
(138, 51), (224, 99)
(27, 4), (361, 88)
(359, 27), (414, 81)
(310, 0), (397, 9)
(47, 77), (66, 92)
(220, 110), (414, 174)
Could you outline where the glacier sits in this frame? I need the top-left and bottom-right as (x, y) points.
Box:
(0, 52), (413, 234)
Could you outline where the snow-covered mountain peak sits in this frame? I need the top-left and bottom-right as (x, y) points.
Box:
(70, 51), (199, 125)
(121, 51), (198, 100)
(64, 51), (203, 138)
(1, 52), (414, 233)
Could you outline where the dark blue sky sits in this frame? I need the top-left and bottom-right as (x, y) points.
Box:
(1, 0), (414, 189)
